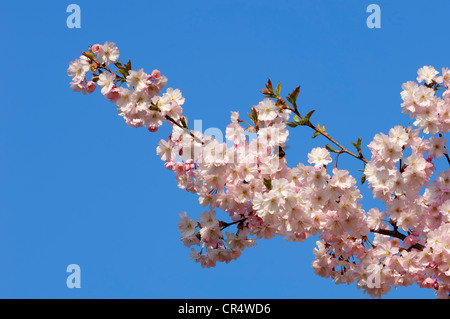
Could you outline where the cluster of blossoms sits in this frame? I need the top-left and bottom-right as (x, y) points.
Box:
(67, 41), (179, 130)
(68, 44), (450, 298)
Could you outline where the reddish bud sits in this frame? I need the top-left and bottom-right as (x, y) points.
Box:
(91, 44), (102, 53)
(85, 81), (96, 94)
(151, 69), (161, 80)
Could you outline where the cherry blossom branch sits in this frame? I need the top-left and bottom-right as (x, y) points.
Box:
(81, 51), (127, 82)
(219, 211), (254, 231)
(303, 119), (368, 164)
(438, 133), (450, 166)
(443, 151), (450, 166)
(261, 81), (368, 164)
(219, 217), (248, 230)
(163, 114), (204, 145)
(81, 50), (203, 145)
(370, 228), (425, 251)
(68, 44), (450, 298)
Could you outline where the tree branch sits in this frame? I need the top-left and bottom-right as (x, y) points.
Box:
(370, 228), (425, 251)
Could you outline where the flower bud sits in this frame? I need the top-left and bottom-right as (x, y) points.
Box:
(151, 69), (161, 80)
(91, 44), (102, 53)
(85, 81), (96, 94)
(433, 281), (439, 290)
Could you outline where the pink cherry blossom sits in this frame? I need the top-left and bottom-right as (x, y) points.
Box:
(91, 44), (102, 53)
(68, 44), (450, 298)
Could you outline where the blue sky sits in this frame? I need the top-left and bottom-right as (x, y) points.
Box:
(1, 0), (449, 299)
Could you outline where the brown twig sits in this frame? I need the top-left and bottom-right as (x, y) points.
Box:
(284, 102), (368, 164)
(370, 228), (425, 251)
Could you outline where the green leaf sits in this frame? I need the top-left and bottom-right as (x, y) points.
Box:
(266, 79), (273, 92)
(117, 68), (129, 77)
(275, 82), (281, 96)
(81, 51), (95, 61)
(315, 124), (326, 133)
(286, 122), (298, 128)
(180, 117), (188, 128)
(300, 110), (315, 125)
(251, 107), (258, 122)
(304, 110), (315, 121)
(288, 86), (300, 105)
(312, 124), (326, 138)
(325, 144), (337, 153)
(293, 115), (300, 123)
(124, 59), (132, 72)
(286, 96), (294, 105)
(247, 112), (256, 123)
(261, 79), (277, 98)
(352, 137), (362, 152)
(115, 78), (126, 86)
(263, 178), (272, 190)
